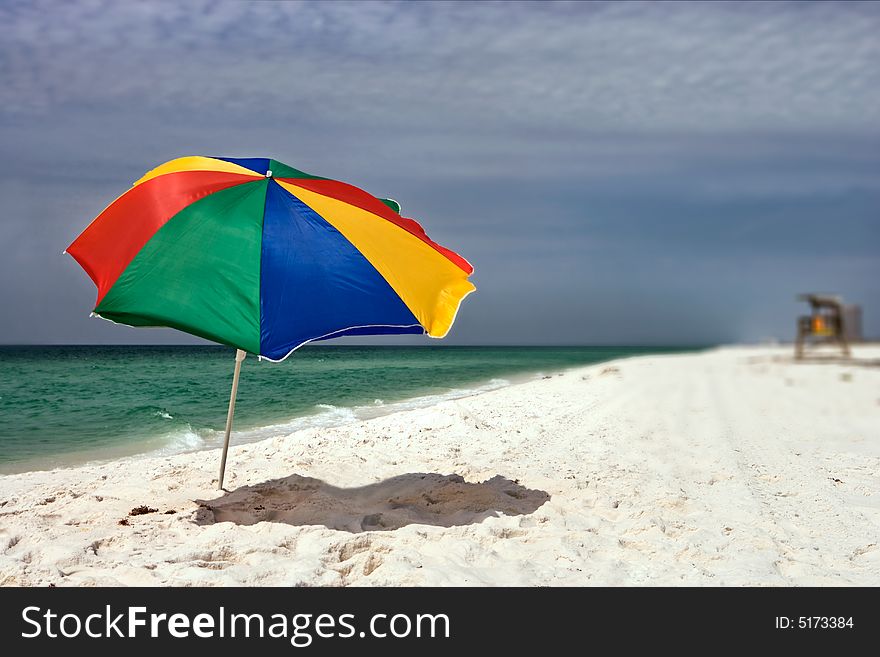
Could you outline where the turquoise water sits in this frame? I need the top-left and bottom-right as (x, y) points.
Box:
(0, 345), (699, 473)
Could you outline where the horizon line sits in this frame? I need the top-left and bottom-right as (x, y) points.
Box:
(0, 342), (717, 348)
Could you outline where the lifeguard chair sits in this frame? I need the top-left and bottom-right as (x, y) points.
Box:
(795, 293), (850, 359)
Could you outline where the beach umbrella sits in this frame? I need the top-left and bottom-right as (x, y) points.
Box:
(66, 156), (475, 488)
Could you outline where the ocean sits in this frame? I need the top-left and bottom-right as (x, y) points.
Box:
(0, 345), (699, 473)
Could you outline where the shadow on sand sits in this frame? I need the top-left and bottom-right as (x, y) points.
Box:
(195, 472), (550, 533)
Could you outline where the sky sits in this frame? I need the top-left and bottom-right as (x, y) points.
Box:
(1, 0), (878, 346)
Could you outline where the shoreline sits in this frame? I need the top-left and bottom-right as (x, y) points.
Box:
(1, 345), (878, 586)
(0, 371), (535, 477)
(0, 373), (524, 478)
(1, 347), (677, 476)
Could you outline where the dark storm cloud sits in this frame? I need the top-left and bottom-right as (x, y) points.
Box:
(1, 0), (878, 345)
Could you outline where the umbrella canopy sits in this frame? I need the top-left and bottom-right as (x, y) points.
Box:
(67, 156), (475, 361)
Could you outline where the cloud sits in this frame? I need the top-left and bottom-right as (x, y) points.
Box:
(2, 1), (879, 132)
(0, 1), (878, 344)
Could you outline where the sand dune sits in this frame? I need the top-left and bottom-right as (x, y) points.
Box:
(1, 346), (878, 586)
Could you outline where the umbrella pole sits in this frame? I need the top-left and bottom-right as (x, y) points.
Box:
(218, 349), (247, 490)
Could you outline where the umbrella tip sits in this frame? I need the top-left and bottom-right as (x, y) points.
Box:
(62, 249), (67, 255)
(265, 170), (273, 178)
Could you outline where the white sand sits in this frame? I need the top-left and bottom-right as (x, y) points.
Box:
(1, 346), (879, 586)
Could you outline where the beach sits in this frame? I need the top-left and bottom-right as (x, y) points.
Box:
(1, 345), (878, 586)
